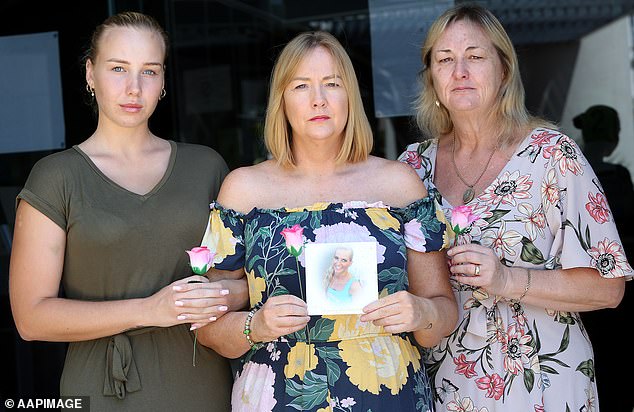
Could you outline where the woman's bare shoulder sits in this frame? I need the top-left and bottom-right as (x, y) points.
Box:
(364, 156), (428, 206)
(217, 160), (278, 212)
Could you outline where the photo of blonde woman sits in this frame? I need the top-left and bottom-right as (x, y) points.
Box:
(305, 242), (378, 315)
(323, 247), (362, 304)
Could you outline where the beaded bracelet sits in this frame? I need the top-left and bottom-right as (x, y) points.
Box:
(243, 304), (263, 350)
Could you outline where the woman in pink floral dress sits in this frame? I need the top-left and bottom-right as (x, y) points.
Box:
(398, 4), (632, 411)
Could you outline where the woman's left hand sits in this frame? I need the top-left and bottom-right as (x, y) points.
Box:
(360, 291), (432, 333)
(171, 277), (235, 329)
(186, 278), (248, 330)
(447, 243), (511, 296)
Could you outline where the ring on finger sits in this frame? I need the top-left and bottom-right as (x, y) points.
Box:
(474, 264), (481, 276)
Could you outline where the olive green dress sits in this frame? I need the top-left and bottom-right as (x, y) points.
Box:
(17, 141), (232, 411)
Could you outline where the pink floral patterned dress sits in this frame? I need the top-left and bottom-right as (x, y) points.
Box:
(398, 128), (632, 412)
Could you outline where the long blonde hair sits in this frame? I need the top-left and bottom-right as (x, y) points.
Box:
(415, 3), (556, 145)
(264, 31), (373, 168)
(323, 247), (354, 293)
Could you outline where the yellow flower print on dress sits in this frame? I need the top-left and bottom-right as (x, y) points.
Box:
(245, 269), (266, 307)
(201, 209), (237, 263)
(286, 203), (330, 212)
(338, 335), (421, 395)
(324, 309), (421, 395)
(434, 200), (452, 249)
(366, 208), (400, 231)
(323, 314), (384, 341)
(283, 341), (318, 380)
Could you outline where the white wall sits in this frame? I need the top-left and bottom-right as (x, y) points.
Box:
(560, 14), (634, 177)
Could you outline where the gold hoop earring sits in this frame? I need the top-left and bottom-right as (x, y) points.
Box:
(159, 88), (166, 100)
(86, 84), (95, 97)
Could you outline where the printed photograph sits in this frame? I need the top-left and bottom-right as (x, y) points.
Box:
(305, 241), (379, 315)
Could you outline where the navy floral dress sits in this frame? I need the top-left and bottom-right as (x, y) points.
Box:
(201, 194), (448, 411)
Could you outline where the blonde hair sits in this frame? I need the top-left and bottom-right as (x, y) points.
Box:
(84, 11), (168, 64)
(264, 31), (373, 167)
(323, 247), (354, 293)
(415, 3), (555, 145)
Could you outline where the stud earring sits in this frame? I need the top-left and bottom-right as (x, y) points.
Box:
(435, 99), (440, 107)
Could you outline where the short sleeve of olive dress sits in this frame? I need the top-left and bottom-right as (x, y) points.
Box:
(17, 141), (232, 411)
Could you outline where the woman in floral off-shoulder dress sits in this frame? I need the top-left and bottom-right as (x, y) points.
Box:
(194, 31), (458, 411)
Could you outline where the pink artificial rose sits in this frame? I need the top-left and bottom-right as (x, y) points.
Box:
(451, 205), (479, 235)
(186, 246), (216, 275)
(185, 245), (216, 366)
(280, 224), (304, 257)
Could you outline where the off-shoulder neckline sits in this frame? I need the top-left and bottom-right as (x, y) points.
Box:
(211, 189), (438, 218)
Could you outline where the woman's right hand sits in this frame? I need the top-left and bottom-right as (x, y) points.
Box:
(145, 275), (232, 328)
(447, 243), (512, 296)
(249, 295), (310, 343)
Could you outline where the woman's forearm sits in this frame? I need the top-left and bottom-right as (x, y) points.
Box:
(504, 267), (625, 312)
(413, 294), (457, 347)
(12, 296), (151, 342)
(196, 311), (251, 358)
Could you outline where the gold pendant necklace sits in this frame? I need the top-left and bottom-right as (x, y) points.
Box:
(462, 186), (476, 204)
(451, 131), (499, 204)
